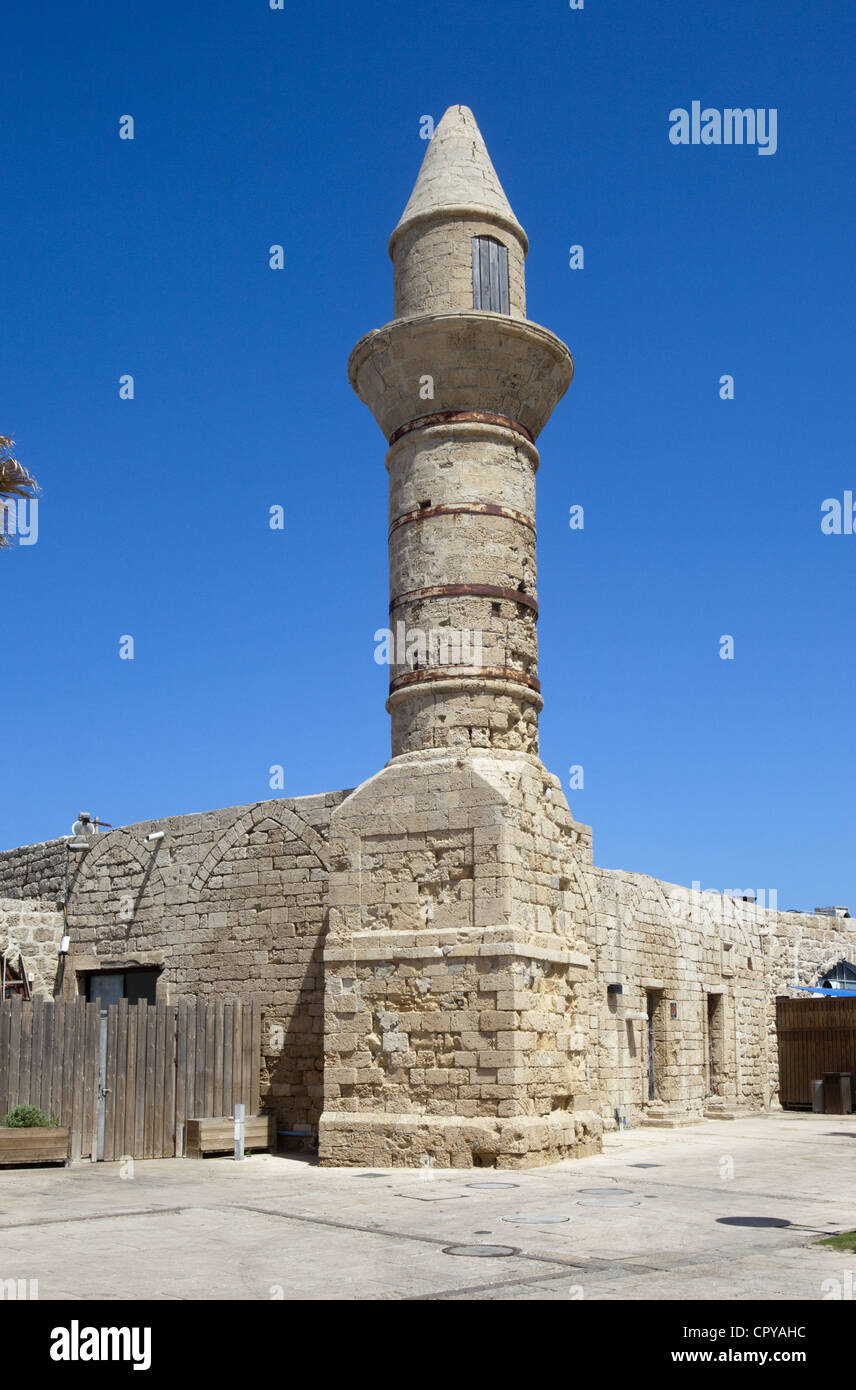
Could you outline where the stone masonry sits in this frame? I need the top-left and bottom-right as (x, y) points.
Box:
(2, 106), (854, 1165)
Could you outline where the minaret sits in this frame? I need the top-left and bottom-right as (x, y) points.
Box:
(348, 105), (573, 757)
(319, 107), (600, 1170)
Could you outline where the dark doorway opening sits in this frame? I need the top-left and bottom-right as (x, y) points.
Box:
(707, 992), (724, 1097)
(80, 968), (160, 1010)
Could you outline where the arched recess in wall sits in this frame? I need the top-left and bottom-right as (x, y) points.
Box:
(649, 882), (685, 955)
(66, 828), (163, 923)
(817, 958), (856, 990)
(189, 801), (330, 898)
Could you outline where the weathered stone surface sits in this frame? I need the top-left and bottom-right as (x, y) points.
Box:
(2, 105), (854, 1173)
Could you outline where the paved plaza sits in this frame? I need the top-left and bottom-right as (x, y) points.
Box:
(1, 1112), (854, 1301)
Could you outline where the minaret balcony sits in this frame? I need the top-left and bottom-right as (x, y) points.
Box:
(348, 310), (573, 445)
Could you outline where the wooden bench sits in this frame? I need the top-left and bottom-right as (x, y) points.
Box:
(184, 1115), (274, 1159)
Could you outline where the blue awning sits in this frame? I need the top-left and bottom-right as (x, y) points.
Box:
(790, 985), (856, 998)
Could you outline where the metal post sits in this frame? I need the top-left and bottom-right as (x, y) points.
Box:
(97, 1015), (109, 1160)
(234, 1103), (245, 1161)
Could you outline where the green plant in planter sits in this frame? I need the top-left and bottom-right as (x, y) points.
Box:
(4, 1104), (53, 1128)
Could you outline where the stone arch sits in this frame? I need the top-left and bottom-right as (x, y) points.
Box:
(190, 801), (330, 897)
(66, 828), (166, 932)
(70, 828), (151, 884)
(648, 880), (685, 954)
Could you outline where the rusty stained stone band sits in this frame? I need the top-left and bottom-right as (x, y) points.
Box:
(389, 502), (536, 537)
(388, 410), (534, 448)
(389, 665), (542, 695)
(389, 582), (538, 616)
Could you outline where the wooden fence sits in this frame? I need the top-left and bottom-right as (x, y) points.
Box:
(0, 995), (261, 1161)
(776, 995), (856, 1108)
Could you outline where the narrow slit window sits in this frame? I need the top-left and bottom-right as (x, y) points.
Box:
(472, 236), (510, 314)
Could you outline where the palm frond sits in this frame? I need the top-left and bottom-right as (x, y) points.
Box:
(0, 435), (39, 548)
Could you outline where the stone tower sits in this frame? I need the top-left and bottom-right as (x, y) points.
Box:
(319, 106), (601, 1168)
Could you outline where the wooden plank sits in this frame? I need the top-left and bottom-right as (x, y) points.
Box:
(153, 1002), (167, 1158)
(144, 1003), (157, 1160)
(237, 998), (249, 1111)
(30, 996), (45, 1114)
(133, 1004), (145, 1159)
(81, 1002), (99, 1160)
(10, 998), (21, 1111)
(488, 237), (500, 314)
(499, 245), (509, 315)
(58, 1001), (73, 1128)
(162, 1005), (177, 1158)
(0, 1001), (11, 1121)
(249, 1000), (261, 1115)
(113, 999), (129, 1160)
(222, 999), (234, 1116)
(213, 999), (225, 1117)
(193, 1000), (207, 1120)
(123, 995), (138, 1160)
(102, 1005), (118, 1162)
(203, 1002), (215, 1119)
(70, 998), (87, 1162)
(175, 998), (189, 1156)
(479, 240), (490, 312)
(45, 998), (60, 1121)
(231, 1000), (243, 1111)
(185, 997), (197, 1129)
(18, 999), (33, 1109)
(43, 998), (55, 1121)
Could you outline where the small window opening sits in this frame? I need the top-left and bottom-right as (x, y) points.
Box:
(472, 236), (510, 314)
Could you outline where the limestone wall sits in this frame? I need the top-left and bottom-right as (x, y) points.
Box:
(392, 216), (527, 319)
(0, 837), (67, 901)
(0, 897), (63, 998)
(0, 792), (349, 1131)
(576, 860), (856, 1127)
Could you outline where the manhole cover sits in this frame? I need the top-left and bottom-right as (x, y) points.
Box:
(628, 1163), (661, 1169)
(466, 1182), (520, 1190)
(397, 1192), (469, 1203)
(356, 1174), (385, 1179)
(579, 1187), (633, 1195)
(503, 1213), (571, 1226)
(578, 1195), (640, 1208)
(443, 1244), (519, 1258)
(717, 1216), (791, 1228)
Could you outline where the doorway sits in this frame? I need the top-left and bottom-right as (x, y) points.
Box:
(707, 993), (724, 1097)
(646, 991), (661, 1102)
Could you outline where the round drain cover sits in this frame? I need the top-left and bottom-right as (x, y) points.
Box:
(579, 1187), (633, 1195)
(466, 1182), (520, 1190)
(443, 1244), (519, 1258)
(577, 1195), (639, 1207)
(503, 1213), (571, 1225)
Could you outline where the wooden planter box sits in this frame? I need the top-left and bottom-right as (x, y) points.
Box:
(0, 1127), (70, 1167)
(185, 1115), (274, 1159)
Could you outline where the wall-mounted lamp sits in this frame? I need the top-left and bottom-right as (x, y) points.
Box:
(59, 936), (70, 955)
(145, 831), (165, 843)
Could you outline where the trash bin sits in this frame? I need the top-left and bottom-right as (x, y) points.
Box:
(822, 1072), (853, 1115)
(811, 1079), (825, 1113)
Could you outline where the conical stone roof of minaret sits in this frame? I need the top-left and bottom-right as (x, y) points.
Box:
(388, 104), (528, 257)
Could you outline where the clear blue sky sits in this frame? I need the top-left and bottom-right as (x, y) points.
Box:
(3, 0), (853, 911)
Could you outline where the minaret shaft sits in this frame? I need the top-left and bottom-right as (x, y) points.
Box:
(347, 105), (572, 757)
(386, 420), (541, 756)
(319, 107), (597, 1172)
